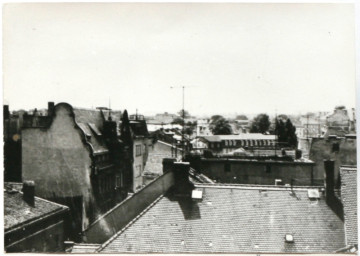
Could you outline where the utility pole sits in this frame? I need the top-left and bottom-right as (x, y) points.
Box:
(170, 86), (192, 160)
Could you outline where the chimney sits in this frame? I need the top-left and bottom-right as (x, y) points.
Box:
(22, 181), (35, 207)
(48, 102), (55, 116)
(3, 105), (9, 120)
(173, 162), (194, 197)
(324, 160), (343, 220)
(162, 158), (176, 173)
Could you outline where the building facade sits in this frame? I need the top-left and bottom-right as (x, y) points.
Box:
(20, 102), (135, 241)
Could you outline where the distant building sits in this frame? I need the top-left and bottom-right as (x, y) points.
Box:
(309, 135), (357, 186)
(19, 102), (139, 241)
(4, 181), (69, 252)
(324, 106), (353, 137)
(128, 114), (152, 191)
(196, 119), (212, 136)
(186, 155), (315, 185)
(192, 134), (277, 155)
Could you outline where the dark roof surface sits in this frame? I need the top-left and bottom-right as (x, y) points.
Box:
(340, 166), (358, 246)
(4, 189), (68, 231)
(129, 120), (149, 137)
(73, 107), (122, 153)
(99, 185), (345, 253)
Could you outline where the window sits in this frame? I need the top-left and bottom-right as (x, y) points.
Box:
(136, 145), (142, 156)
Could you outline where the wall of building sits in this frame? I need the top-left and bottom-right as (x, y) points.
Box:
(6, 220), (65, 252)
(83, 170), (174, 244)
(145, 140), (179, 176)
(309, 136), (357, 185)
(22, 104), (95, 233)
(194, 159), (315, 185)
(132, 138), (151, 191)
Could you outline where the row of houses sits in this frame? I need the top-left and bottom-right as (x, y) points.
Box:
(3, 102), (152, 243)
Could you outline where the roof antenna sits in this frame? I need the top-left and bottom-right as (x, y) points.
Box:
(108, 97), (112, 121)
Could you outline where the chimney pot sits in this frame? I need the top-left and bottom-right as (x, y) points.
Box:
(3, 105), (10, 120)
(48, 102), (55, 116)
(22, 181), (35, 207)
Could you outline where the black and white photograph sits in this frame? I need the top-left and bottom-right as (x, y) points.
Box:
(2, 2), (358, 254)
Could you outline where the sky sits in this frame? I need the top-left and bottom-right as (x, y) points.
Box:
(2, 3), (356, 117)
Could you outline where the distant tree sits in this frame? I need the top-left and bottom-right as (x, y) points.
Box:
(184, 121), (197, 136)
(177, 109), (191, 119)
(250, 114), (270, 134)
(210, 115), (224, 123)
(278, 114), (288, 121)
(236, 115), (248, 120)
(285, 119), (298, 148)
(275, 118), (298, 148)
(172, 117), (184, 126)
(210, 118), (232, 135)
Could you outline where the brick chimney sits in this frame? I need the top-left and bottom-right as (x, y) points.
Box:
(162, 158), (176, 173)
(48, 102), (55, 116)
(3, 105), (9, 120)
(22, 181), (35, 207)
(324, 160), (343, 220)
(173, 162), (194, 197)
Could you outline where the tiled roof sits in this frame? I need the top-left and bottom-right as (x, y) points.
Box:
(340, 166), (358, 246)
(201, 134), (276, 142)
(4, 189), (68, 232)
(72, 107), (122, 153)
(99, 185), (345, 253)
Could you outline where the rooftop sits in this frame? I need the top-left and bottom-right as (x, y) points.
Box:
(4, 187), (68, 232)
(98, 184), (345, 253)
(340, 166), (357, 246)
(201, 134), (276, 142)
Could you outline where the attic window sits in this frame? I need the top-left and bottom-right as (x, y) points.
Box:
(285, 234), (294, 243)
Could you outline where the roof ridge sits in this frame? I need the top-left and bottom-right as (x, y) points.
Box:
(97, 194), (164, 252)
(195, 184), (324, 191)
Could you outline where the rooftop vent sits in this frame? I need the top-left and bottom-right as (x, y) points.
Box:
(307, 189), (320, 199)
(285, 234), (294, 243)
(275, 179), (283, 186)
(191, 189), (203, 201)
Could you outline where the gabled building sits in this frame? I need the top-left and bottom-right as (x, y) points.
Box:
(20, 102), (135, 241)
(4, 181), (69, 252)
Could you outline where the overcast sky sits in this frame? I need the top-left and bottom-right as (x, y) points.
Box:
(3, 3), (356, 117)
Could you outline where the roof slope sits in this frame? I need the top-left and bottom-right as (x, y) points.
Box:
(72, 107), (122, 153)
(340, 166), (358, 246)
(201, 134), (276, 142)
(4, 190), (68, 231)
(99, 185), (345, 253)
